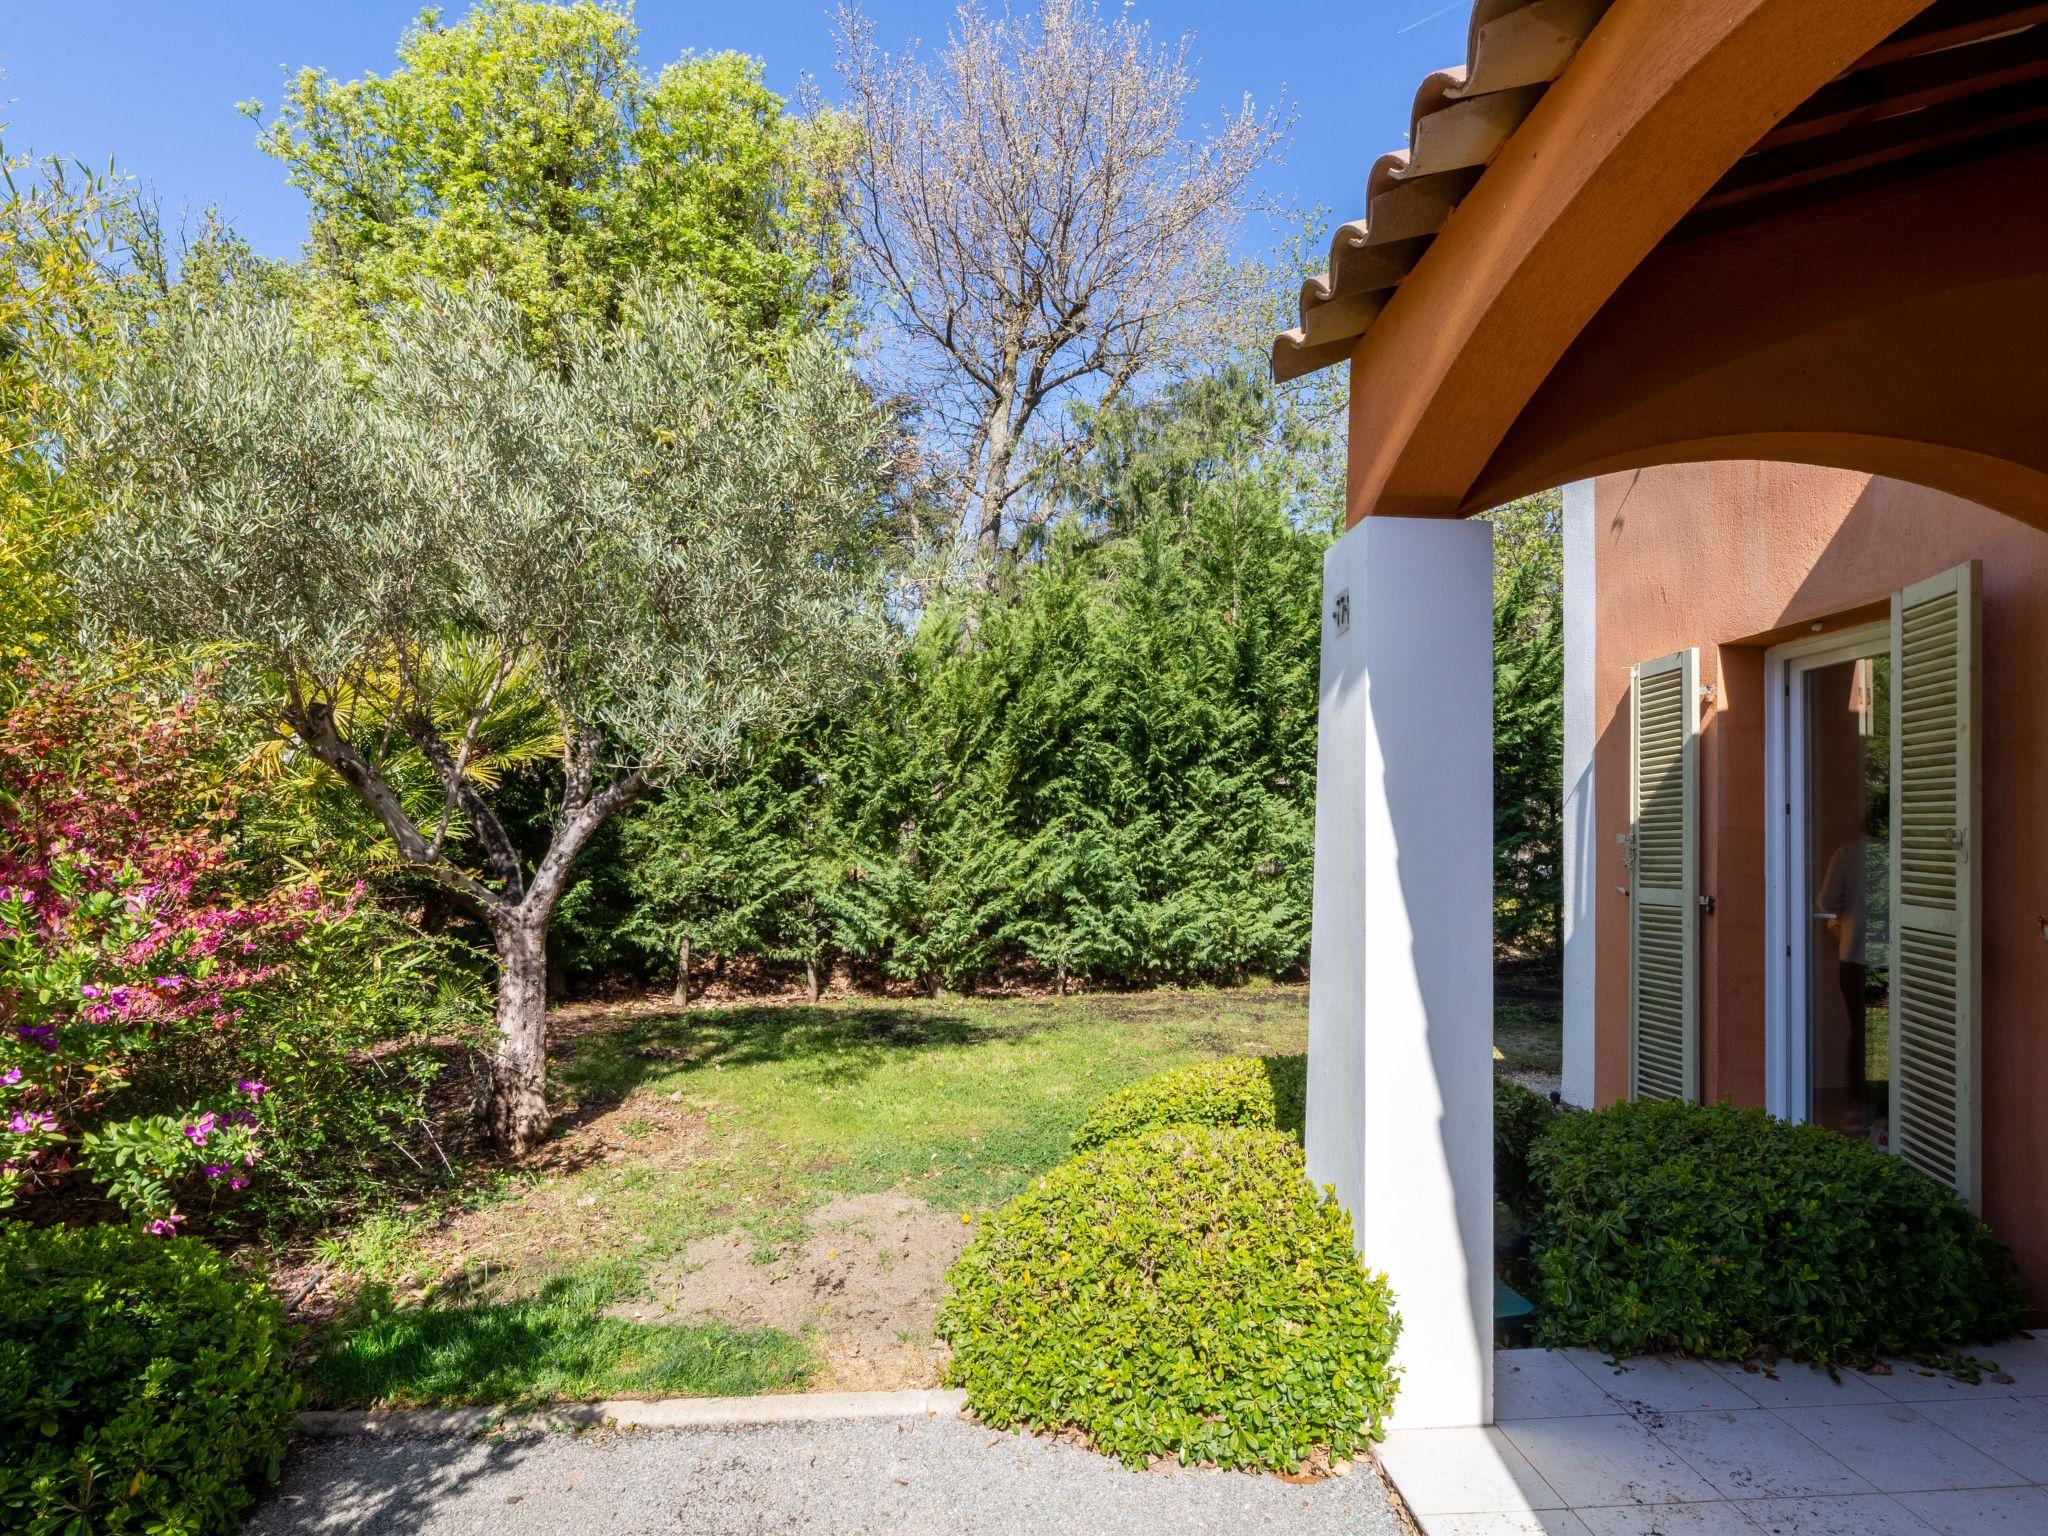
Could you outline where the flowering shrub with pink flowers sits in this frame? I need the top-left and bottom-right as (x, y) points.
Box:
(0, 664), (472, 1229)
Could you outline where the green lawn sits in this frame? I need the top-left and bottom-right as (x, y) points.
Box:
(303, 977), (1561, 1406)
(306, 1266), (812, 1409)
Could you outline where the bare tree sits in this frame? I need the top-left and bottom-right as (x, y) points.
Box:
(69, 282), (899, 1154)
(833, 0), (1285, 564)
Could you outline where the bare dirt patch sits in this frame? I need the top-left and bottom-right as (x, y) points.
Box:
(614, 1192), (972, 1390)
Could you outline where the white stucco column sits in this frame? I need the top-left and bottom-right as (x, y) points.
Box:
(1307, 515), (1495, 1430)
(1561, 478), (1598, 1110)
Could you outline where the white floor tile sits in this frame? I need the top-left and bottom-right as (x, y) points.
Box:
(1378, 1426), (1566, 1516)
(1497, 1351), (1628, 1418)
(1862, 1360), (2020, 1404)
(1500, 1414), (1722, 1508)
(1735, 1493), (1940, 1536)
(1649, 1410), (1874, 1500)
(1910, 1394), (2048, 1482)
(1709, 1361), (1887, 1410)
(1573, 1503), (1762, 1535)
(1562, 1353), (1762, 1414)
(1894, 1485), (2048, 1535)
(1420, 1511), (1594, 1535)
(1772, 1401), (2031, 1493)
(1978, 1335), (2048, 1396)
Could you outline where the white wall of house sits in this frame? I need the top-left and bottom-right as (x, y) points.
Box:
(1561, 478), (1598, 1109)
(1307, 515), (1495, 1430)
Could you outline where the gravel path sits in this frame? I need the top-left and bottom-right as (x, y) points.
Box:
(245, 1412), (1411, 1536)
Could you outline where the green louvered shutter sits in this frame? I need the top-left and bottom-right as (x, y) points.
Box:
(1629, 648), (1700, 1102)
(1889, 561), (1982, 1206)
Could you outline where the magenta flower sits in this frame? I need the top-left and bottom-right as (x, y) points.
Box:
(236, 1079), (268, 1099)
(228, 1175), (248, 1191)
(202, 1163), (227, 1179)
(2, 1067), (20, 1086)
(147, 1213), (184, 1236)
(9, 1110), (53, 1134)
(182, 1112), (218, 1146)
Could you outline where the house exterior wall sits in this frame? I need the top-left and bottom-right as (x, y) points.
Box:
(1590, 461), (2048, 1313)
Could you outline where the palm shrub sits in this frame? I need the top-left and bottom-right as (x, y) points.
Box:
(939, 1124), (1399, 1471)
(1532, 1099), (2023, 1363)
(0, 1223), (299, 1535)
(1071, 1054), (1305, 1154)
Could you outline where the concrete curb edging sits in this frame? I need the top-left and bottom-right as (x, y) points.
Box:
(298, 1388), (970, 1439)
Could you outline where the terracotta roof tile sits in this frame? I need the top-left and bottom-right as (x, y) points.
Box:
(1273, 0), (1612, 382)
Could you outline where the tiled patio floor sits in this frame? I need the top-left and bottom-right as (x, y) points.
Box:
(1377, 1340), (2048, 1535)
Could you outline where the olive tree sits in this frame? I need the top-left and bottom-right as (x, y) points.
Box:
(69, 282), (899, 1152)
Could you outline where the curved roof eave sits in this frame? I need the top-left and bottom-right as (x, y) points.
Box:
(1272, 0), (1613, 383)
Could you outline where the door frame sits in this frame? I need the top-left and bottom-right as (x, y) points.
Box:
(1763, 621), (1889, 1123)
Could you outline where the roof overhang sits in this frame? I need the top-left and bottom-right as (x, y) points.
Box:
(1280, 0), (2048, 531)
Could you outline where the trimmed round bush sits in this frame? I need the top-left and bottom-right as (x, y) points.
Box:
(1532, 1099), (2023, 1365)
(1071, 1054), (1305, 1154)
(1494, 1076), (1556, 1227)
(939, 1124), (1400, 1471)
(0, 1223), (300, 1535)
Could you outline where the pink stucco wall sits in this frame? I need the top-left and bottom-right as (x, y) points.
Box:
(1592, 461), (2048, 1315)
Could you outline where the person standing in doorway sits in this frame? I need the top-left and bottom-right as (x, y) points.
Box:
(1819, 802), (1879, 1136)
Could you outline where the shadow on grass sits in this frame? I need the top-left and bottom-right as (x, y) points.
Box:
(555, 1004), (1023, 1112)
(304, 1266), (813, 1409)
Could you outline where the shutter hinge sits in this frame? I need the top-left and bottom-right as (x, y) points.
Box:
(1698, 894), (1716, 915)
(1616, 830), (1637, 870)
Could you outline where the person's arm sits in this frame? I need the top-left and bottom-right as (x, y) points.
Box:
(1818, 846), (1850, 922)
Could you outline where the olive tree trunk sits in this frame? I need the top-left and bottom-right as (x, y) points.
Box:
(485, 912), (554, 1154)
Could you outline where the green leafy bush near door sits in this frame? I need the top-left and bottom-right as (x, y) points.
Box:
(0, 1223), (299, 1536)
(1530, 1098), (2023, 1364)
(939, 1123), (1399, 1472)
(1493, 1076), (1557, 1228)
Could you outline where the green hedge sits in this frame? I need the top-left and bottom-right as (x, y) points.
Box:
(1532, 1099), (2023, 1364)
(0, 1224), (300, 1535)
(940, 1124), (1399, 1471)
(1070, 1054), (1305, 1154)
(1494, 1077), (1556, 1227)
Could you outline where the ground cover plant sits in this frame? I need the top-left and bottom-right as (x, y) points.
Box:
(1532, 1098), (2024, 1364)
(0, 1223), (298, 1536)
(939, 1123), (1400, 1471)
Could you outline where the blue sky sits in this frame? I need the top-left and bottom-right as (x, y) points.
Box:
(1, 1), (1461, 263)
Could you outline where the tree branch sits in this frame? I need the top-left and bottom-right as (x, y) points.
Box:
(284, 690), (506, 915)
(526, 762), (650, 918)
(401, 709), (527, 901)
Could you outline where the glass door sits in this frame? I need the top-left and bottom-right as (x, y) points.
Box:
(1794, 649), (1891, 1146)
